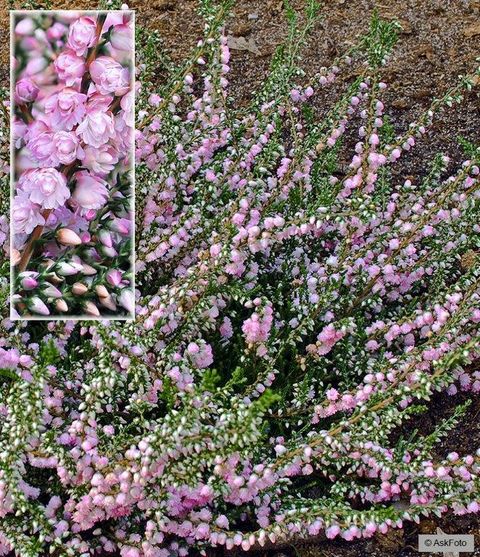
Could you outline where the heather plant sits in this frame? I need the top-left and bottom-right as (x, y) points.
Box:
(0, 0), (480, 556)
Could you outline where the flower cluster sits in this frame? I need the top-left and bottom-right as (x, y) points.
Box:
(0, 0), (479, 556)
(11, 9), (134, 318)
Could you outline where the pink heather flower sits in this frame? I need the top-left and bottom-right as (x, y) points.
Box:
(81, 143), (119, 175)
(19, 168), (70, 210)
(12, 191), (45, 234)
(52, 131), (84, 165)
(15, 17), (35, 36)
(73, 171), (109, 210)
(54, 49), (86, 86)
(76, 109), (115, 147)
(44, 88), (87, 130)
(46, 21), (67, 41)
(27, 131), (56, 167)
(90, 56), (130, 96)
(67, 16), (97, 56)
(106, 269), (123, 287)
(15, 78), (39, 104)
(110, 23), (133, 51)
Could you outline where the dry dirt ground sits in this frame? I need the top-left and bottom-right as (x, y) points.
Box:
(2, 0), (480, 556)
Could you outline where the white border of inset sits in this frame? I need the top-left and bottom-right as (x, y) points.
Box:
(10, 9), (136, 321)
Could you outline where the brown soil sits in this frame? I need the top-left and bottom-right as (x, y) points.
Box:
(3, 0), (480, 556)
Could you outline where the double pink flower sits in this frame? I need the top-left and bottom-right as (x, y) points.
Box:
(19, 168), (70, 210)
(90, 56), (130, 96)
(67, 16), (97, 56)
(44, 88), (87, 130)
(54, 50), (86, 86)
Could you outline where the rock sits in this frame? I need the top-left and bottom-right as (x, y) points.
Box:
(227, 35), (261, 56)
(464, 22), (480, 37)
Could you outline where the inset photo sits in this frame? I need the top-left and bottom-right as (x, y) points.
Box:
(10, 10), (134, 319)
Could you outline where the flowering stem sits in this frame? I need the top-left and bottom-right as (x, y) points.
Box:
(17, 209), (52, 272)
(81, 13), (107, 94)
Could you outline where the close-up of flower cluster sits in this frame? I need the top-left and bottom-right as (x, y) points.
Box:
(0, 0), (479, 555)
(11, 9), (134, 318)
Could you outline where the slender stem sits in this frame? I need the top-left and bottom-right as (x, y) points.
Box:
(17, 209), (52, 272)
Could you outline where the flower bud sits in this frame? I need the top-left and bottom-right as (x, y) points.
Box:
(10, 249), (21, 266)
(118, 288), (134, 314)
(106, 269), (123, 286)
(84, 301), (100, 317)
(82, 263), (97, 276)
(57, 261), (82, 276)
(72, 282), (88, 295)
(95, 285), (109, 298)
(19, 272), (39, 290)
(15, 18), (35, 36)
(98, 230), (113, 248)
(57, 228), (82, 246)
(29, 296), (50, 316)
(43, 284), (63, 298)
(55, 299), (69, 313)
(99, 295), (117, 311)
(15, 77), (39, 104)
(100, 246), (118, 258)
(110, 23), (133, 51)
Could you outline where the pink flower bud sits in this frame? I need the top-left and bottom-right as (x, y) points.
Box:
(15, 78), (39, 104)
(43, 284), (62, 298)
(96, 285), (109, 298)
(55, 299), (69, 312)
(15, 17), (35, 36)
(19, 272), (38, 290)
(118, 288), (134, 314)
(56, 228), (82, 246)
(84, 301), (100, 316)
(30, 296), (50, 316)
(25, 57), (49, 76)
(110, 23), (133, 51)
(99, 294), (117, 311)
(106, 269), (123, 287)
(72, 282), (88, 295)
(98, 230), (113, 248)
